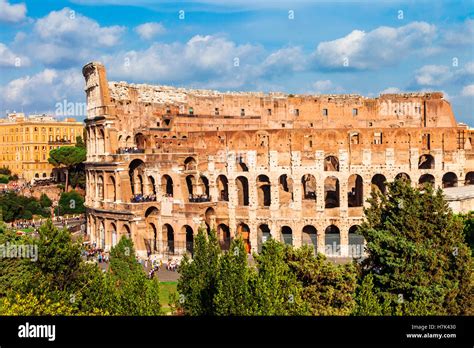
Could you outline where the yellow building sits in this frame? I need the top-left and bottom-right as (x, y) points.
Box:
(0, 113), (84, 181)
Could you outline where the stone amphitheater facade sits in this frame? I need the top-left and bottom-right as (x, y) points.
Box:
(82, 62), (474, 259)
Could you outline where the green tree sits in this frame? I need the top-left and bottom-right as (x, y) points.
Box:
(251, 239), (308, 315)
(104, 236), (161, 315)
(285, 246), (357, 315)
(55, 190), (85, 215)
(39, 193), (53, 208)
(214, 238), (256, 315)
(459, 212), (474, 253)
(176, 228), (220, 315)
(75, 135), (86, 149)
(353, 273), (391, 315)
(48, 146), (86, 192)
(358, 179), (473, 315)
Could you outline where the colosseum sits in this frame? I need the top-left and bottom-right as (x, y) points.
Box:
(82, 62), (474, 259)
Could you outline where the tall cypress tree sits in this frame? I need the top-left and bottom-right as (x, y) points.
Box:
(359, 179), (473, 315)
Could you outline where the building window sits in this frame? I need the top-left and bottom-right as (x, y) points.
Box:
(241, 108), (245, 116)
(322, 108), (328, 116)
(374, 132), (383, 145)
(294, 109), (299, 116)
(282, 123), (285, 128)
(267, 109), (272, 115)
(352, 108), (358, 116)
(215, 107), (219, 115)
(166, 106), (171, 114)
(189, 107), (194, 115)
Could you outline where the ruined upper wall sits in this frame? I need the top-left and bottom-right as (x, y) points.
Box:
(83, 62), (458, 130)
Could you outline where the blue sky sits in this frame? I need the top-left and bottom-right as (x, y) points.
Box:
(0, 0), (473, 125)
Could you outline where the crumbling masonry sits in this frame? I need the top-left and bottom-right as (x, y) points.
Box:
(83, 62), (474, 258)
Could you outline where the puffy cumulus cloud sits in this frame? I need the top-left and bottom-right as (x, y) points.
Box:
(412, 61), (474, 87)
(0, 42), (30, 67)
(24, 8), (125, 68)
(414, 65), (453, 86)
(260, 46), (307, 75)
(0, 68), (84, 111)
(0, 0), (26, 23)
(312, 80), (344, 94)
(135, 22), (166, 40)
(105, 35), (265, 88)
(461, 85), (474, 97)
(313, 22), (436, 70)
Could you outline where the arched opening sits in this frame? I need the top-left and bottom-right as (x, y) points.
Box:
(278, 174), (293, 205)
(348, 225), (364, 258)
(217, 224), (231, 251)
(198, 175), (210, 200)
(419, 174), (435, 188)
(418, 154), (435, 169)
(99, 221), (105, 249)
(236, 158), (249, 172)
(217, 175), (229, 201)
(204, 207), (216, 229)
(324, 155), (339, 171)
(107, 176), (116, 201)
(281, 226), (293, 245)
(184, 157), (197, 171)
(236, 176), (249, 206)
(236, 223), (251, 254)
(97, 175), (104, 200)
(182, 225), (194, 255)
(348, 174), (363, 207)
(135, 133), (146, 150)
(302, 174), (316, 201)
(145, 207), (160, 253)
(257, 174), (271, 207)
(110, 222), (118, 247)
(325, 225), (340, 256)
(324, 176), (340, 208)
(442, 172), (458, 188)
(97, 129), (105, 154)
(466, 172), (474, 185)
(162, 224), (174, 254)
(148, 176), (156, 196)
(395, 172), (411, 183)
(371, 174), (387, 195)
(258, 224), (271, 252)
(186, 175), (196, 198)
(122, 224), (131, 240)
(302, 225), (317, 253)
(161, 175), (173, 197)
(129, 159), (145, 196)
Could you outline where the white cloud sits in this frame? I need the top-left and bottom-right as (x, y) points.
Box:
(261, 46), (307, 75)
(105, 35), (265, 88)
(461, 85), (474, 97)
(312, 80), (344, 94)
(314, 22), (437, 70)
(0, 68), (84, 111)
(0, 0), (26, 23)
(443, 19), (474, 47)
(0, 42), (30, 67)
(412, 61), (474, 87)
(25, 8), (125, 67)
(135, 22), (166, 40)
(414, 65), (453, 86)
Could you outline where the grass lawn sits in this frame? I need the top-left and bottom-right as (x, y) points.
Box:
(160, 281), (177, 315)
(20, 228), (34, 233)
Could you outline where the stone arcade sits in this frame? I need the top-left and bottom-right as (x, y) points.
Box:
(82, 62), (474, 259)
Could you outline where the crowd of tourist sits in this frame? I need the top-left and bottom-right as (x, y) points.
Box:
(188, 194), (211, 203)
(131, 193), (157, 203)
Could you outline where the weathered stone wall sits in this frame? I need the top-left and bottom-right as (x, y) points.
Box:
(82, 62), (474, 259)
